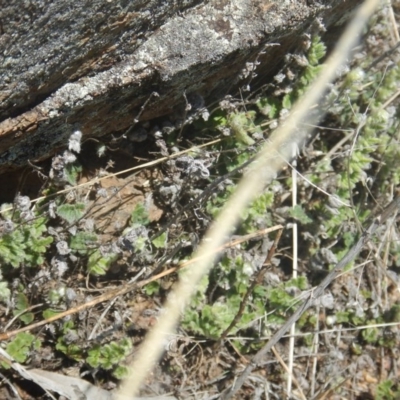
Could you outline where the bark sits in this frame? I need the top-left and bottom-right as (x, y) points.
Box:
(0, 0), (362, 173)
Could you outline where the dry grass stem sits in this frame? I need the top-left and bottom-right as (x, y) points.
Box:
(117, 0), (383, 398)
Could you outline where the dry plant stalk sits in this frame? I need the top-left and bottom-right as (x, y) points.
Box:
(116, 0), (382, 398)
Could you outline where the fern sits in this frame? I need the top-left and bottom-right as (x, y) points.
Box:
(64, 162), (82, 185)
(6, 332), (40, 364)
(13, 292), (34, 325)
(69, 231), (98, 255)
(87, 249), (118, 275)
(0, 281), (10, 303)
(0, 216), (53, 268)
(308, 35), (326, 66)
(86, 338), (132, 378)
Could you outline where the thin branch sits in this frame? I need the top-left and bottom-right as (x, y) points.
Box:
(287, 143), (298, 397)
(271, 346), (307, 400)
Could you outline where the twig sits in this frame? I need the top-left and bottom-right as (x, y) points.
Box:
(3, 303), (43, 333)
(313, 377), (350, 400)
(286, 158), (351, 208)
(271, 346), (307, 400)
(381, 87), (400, 109)
(111, 91), (160, 143)
(366, 41), (400, 71)
(386, 0), (400, 44)
(189, 225), (283, 269)
(221, 195), (400, 399)
(0, 370), (23, 400)
(87, 298), (117, 341)
(287, 143), (298, 397)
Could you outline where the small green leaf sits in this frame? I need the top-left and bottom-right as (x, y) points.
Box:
(87, 250), (118, 275)
(308, 36), (326, 66)
(56, 203), (86, 224)
(289, 205), (312, 224)
(0, 216), (52, 268)
(144, 281), (160, 296)
(42, 309), (60, 319)
(134, 236), (148, 253)
(113, 365), (129, 379)
(70, 232), (98, 255)
(64, 163), (82, 185)
(6, 332), (40, 363)
(56, 339), (82, 361)
(0, 282), (11, 303)
(86, 345), (102, 368)
(286, 276), (308, 290)
(361, 327), (378, 344)
(130, 203), (149, 227)
(256, 97), (280, 118)
(86, 338), (132, 372)
(13, 293), (34, 325)
(282, 93), (293, 110)
(152, 232), (167, 249)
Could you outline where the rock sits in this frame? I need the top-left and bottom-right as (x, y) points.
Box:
(0, 0), (361, 173)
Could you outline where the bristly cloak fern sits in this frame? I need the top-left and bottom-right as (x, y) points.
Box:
(0, 216), (53, 268)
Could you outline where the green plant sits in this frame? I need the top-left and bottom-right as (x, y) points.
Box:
(0, 281), (10, 303)
(335, 310), (366, 326)
(152, 231), (167, 249)
(5, 332), (41, 364)
(130, 202), (150, 227)
(55, 321), (82, 361)
(69, 231), (118, 275)
(56, 203), (86, 224)
(13, 292), (34, 325)
(86, 338), (132, 379)
(361, 326), (379, 344)
(180, 37), (328, 340)
(375, 379), (400, 400)
(0, 216), (53, 268)
(87, 249), (118, 275)
(64, 162), (82, 186)
(227, 111), (258, 145)
(69, 231), (98, 255)
(144, 281), (161, 296)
